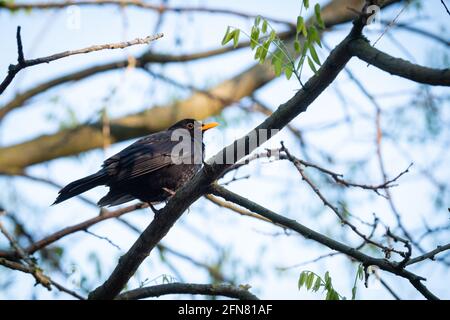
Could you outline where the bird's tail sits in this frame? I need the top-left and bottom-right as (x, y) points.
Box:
(52, 171), (107, 205)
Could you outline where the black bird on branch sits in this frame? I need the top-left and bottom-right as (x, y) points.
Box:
(53, 119), (218, 208)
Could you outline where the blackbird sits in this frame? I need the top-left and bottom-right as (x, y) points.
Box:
(53, 119), (218, 207)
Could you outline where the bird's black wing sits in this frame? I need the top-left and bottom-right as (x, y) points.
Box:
(102, 132), (181, 183)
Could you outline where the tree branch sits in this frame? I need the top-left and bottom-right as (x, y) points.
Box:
(116, 282), (259, 300)
(0, 27), (163, 95)
(348, 38), (450, 86)
(0, 0), (294, 27)
(406, 243), (450, 266)
(0, 202), (147, 259)
(209, 184), (439, 300)
(0, 257), (85, 299)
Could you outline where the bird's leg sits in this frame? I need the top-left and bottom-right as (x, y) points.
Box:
(162, 187), (176, 196)
(148, 202), (160, 216)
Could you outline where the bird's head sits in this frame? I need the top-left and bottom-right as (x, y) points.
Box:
(168, 119), (219, 136)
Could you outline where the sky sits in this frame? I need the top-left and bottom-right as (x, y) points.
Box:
(0, 0), (449, 299)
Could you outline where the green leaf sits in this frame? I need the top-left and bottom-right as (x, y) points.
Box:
(326, 289), (340, 300)
(330, 290), (340, 300)
(273, 58), (282, 76)
(221, 26), (233, 45)
(296, 16), (304, 35)
(352, 286), (357, 300)
(297, 16), (307, 38)
(308, 26), (321, 47)
(306, 272), (315, 290)
(309, 44), (321, 65)
(259, 39), (271, 63)
(298, 271), (307, 289)
(269, 30), (276, 42)
(324, 271), (331, 289)
(285, 66), (293, 80)
(294, 40), (301, 53)
(262, 19), (268, 33)
(255, 15), (261, 27)
(250, 26), (260, 49)
(254, 46), (262, 60)
(233, 29), (240, 48)
(303, 0), (310, 9)
(314, 3), (325, 29)
(313, 276), (322, 292)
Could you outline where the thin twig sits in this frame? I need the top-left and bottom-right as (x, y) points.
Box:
(281, 142), (406, 258)
(406, 244), (450, 266)
(0, 203), (147, 259)
(441, 0), (450, 16)
(0, 257), (85, 299)
(0, 26), (163, 94)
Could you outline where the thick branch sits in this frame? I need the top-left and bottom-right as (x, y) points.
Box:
(116, 283), (259, 300)
(348, 38), (450, 86)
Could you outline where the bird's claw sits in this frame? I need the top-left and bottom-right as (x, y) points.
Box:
(148, 203), (160, 216)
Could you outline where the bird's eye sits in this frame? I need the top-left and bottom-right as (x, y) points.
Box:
(187, 123), (194, 129)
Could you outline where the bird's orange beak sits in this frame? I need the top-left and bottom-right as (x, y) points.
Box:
(201, 122), (219, 131)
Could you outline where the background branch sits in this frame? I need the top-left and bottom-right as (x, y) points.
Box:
(0, 27), (163, 94)
(116, 282), (259, 300)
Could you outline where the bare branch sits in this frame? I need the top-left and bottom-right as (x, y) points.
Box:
(0, 257), (85, 299)
(348, 38), (450, 86)
(441, 0), (450, 16)
(0, 1), (294, 27)
(378, 276), (401, 300)
(205, 194), (273, 223)
(406, 244), (450, 266)
(280, 142), (406, 258)
(0, 27), (163, 95)
(0, 203), (147, 259)
(116, 282), (259, 300)
(379, 20), (450, 47)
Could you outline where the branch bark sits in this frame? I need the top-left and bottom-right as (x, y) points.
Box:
(116, 282), (259, 300)
(348, 38), (450, 86)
